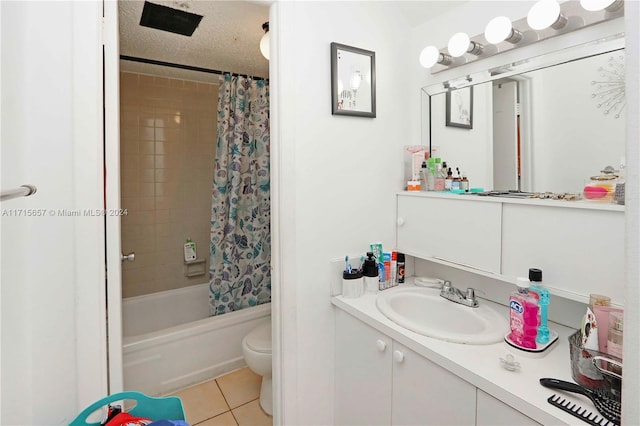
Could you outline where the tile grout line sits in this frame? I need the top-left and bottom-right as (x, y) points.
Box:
(215, 378), (241, 426)
(178, 371), (268, 426)
(189, 378), (233, 426)
(216, 377), (262, 425)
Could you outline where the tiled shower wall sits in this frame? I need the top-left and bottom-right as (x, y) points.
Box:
(120, 71), (219, 298)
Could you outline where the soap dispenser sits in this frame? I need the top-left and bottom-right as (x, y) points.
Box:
(362, 252), (379, 293)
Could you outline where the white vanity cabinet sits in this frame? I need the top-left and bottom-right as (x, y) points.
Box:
(396, 192), (625, 304)
(501, 203), (625, 303)
(334, 309), (392, 425)
(476, 390), (541, 426)
(396, 194), (502, 274)
(335, 309), (476, 425)
(392, 340), (476, 425)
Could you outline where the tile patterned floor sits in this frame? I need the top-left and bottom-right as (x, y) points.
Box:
(169, 367), (272, 426)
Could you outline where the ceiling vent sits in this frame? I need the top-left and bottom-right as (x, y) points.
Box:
(139, 1), (203, 37)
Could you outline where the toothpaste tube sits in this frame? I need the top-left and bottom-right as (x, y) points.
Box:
(370, 242), (383, 264)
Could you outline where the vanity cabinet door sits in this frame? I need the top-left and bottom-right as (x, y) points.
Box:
(334, 309), (392, 425)
(391, 341), (476, 425)
(501, 204), (625, 303)
(476, 389), (541, 426)
(397, 195), (502, 273)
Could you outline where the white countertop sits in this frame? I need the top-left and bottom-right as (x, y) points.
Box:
(398, 190), (625, 212)
(331, 279), (593, 425)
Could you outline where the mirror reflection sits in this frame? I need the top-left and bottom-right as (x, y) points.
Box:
(427, 48), (626, 194)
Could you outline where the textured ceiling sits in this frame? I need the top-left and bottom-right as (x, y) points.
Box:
(118, 1), (465, 83)
(119, 0), (270, 82)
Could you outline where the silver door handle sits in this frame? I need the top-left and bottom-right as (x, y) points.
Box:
(121, 252), (135, 262)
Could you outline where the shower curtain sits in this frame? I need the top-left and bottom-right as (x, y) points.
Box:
(209, 74), (271, 316)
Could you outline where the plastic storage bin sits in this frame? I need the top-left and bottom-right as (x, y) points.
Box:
(70, 391), (186, 426)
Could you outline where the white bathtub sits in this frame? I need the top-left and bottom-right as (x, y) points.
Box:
(122, 283), (271, 396)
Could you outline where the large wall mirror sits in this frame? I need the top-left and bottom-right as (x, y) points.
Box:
(422, 33), (625, 194)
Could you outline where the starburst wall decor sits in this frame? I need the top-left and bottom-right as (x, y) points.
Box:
(591, 54), (625, 119)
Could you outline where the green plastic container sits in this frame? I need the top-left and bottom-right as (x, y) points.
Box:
(70, 391), (185, 425)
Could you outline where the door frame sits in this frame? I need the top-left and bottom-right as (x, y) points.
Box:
(104, 0), (124, 393)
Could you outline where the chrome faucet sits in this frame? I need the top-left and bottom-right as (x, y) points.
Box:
(440, 281), (479, 308)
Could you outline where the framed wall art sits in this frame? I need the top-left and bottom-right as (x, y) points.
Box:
(446, 86), (473, 129)
(331, 42), (376, 118)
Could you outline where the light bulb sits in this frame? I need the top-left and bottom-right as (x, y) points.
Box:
(485, 16), (520, 44)
(260, 32), (270, 60)
(448, 32), (470, 58)
(580, 0), (622, 11)
(527, 0), (567, 30)
(419, 46), (440, 68)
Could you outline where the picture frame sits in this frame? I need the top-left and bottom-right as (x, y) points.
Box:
(446, 86), (473, 129)
(331, 42), (376, 118)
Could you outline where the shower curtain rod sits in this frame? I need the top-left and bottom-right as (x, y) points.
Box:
(120, 55), (268, 80)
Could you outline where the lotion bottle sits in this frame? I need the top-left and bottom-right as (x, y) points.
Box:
(508, 277), (539, 349)
(184, 238), (197, 262)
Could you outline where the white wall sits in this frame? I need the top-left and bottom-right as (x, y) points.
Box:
(0, 2), (106, 424)
(273, 1), (411, 423)
(409, 1), (537, 146)
(527, 53), (626, 193)
(430, 84), (494, 189)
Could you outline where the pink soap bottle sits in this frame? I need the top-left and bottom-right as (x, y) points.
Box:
(508, 277), (539, 349)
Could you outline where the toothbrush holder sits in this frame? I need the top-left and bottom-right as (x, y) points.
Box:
(342, 270), (364, 298)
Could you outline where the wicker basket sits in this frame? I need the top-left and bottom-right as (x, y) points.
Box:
(569, 329), (622, 400)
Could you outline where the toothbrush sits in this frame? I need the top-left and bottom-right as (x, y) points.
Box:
(345, 256), (349, 273)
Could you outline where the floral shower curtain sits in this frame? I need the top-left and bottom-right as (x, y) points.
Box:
(209, 74), (270, 316)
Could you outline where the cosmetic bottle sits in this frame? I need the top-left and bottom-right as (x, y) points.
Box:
(614, 157), (625, 205)
(419, 161), (429, 192)
(607, 312), (623, 360)
(607, 312), (623, 375)
(527, 268), (550, 345)
(390, 251), (398, 288)
(382, 252), (392, 289)
(396, 253), (405, 283)
(507, 277), (539, 350)
(451, 169), (461, 191)
(460, 173), (469, 192)
(426, 158), (436, 191)
(445, 168), (453, 191)
(434, 158), (446, 191)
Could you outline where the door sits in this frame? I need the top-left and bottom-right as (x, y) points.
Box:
(492, 80), (519, 191)
(104, 0), (124, 393)
(392, 342), (476, 425)
(334, 310), (392, 425)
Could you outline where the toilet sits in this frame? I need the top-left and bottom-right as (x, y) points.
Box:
(242, 319), (272, 415)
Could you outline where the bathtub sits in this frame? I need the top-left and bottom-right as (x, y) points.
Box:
(122, 283), (271, 396)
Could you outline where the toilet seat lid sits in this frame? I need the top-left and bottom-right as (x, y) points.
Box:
(246, 321), (271, 353)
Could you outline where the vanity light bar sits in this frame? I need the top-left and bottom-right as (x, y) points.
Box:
(422, 0), (624, 74)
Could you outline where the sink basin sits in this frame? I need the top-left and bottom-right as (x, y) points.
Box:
(376, 287), (508, 344)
